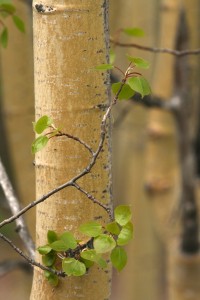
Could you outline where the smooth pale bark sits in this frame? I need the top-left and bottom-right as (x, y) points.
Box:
(110, 1), (163, 300)
(30, 1), (111, 300)
(168, 1), (200, 299)
(145, 0), (180, 249)
(0, 0), (35, 236)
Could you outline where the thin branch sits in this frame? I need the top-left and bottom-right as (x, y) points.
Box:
(0, 233), (65, 277)
(55, 132), (94, 155)
(72, 182), (112, 219)
(0, 77), (128, 276)
(110, 37), (200, 57)
(0, 80), (126, 229)
(0, 156), (35, 258)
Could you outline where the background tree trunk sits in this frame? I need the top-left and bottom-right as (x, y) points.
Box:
(0, 0), (35, 237)
(110, 1), (164, 299)
(30, 1), (112, 299)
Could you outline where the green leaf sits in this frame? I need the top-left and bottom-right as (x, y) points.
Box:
(123, 27), (145, 37)
(94, 234), (116, 253)
(37, 245), (52, 255)
(1, 27), (8, 48)
(127, 76), (151, 98)
(117, 222), (133, 246)
(94, 64), (114, 71)
(96, 256), (107, 269)
(105, 221), (121, 235)
(31, 135), (49, 154)
(80, 250), (107, 269)
(112, 83), (135, 100)
(127, 55), (150, 69)
(111, 247), (127, 271)
(62, 258), (86, 276)
(0, 3), (16, 14)
(80, 257), (94, 268)
(50, 240), (69, 252)
(12, 15), (25, 32)
(47, 230), (58, 244)
(42, 251), (56, 267)
(109, 49), (116, 64)
(79, 221), (102, 237)
(44, 271), (59, 286)
(80, 249), (99, 262)
(60, 232), (77, 249)
(33, 115), (53, 134)
(114, 205), (132, 226)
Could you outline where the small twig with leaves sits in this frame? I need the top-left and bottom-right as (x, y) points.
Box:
(0, 57), (151, 284)
(0, 1), (25, 48)
(110, 27), (200, 57)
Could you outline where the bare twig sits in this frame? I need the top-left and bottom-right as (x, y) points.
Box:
(110, 37), (200, 57)
(55, 132), (94, 155)
(72, 182), (112, 219)
(0, 233), (65, 277)
(0, 156), (35, 258)
(0, 80), (126, 230)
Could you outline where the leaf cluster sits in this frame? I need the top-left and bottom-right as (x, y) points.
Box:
(95, 54), (151, 99)
(0, 0), (25, 48)
(31, 115), (60, 154)
(37, 205), (133, 286)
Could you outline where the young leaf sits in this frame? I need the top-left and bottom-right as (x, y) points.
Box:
(80, 257), (94, 268)
(50, 240), (69, 252)
(60, 232), (77, 249)
(94, 64), (114, 71)
(123, 27), (145, 37)
(62, 258), (86, 276)
(80, 249), (107, 269)
(127, 76), (151, 98)
(109, 49), (116, 64)
(31, 136), (49, 154)
(111, 247), (127, 271)
(117, 222), (133, 246)
(1, 27), (8, 48)
(112, 83), (135, 100)
(94, 234), (116, 253)
(44, 271), (59, 286)
(96, 256), (107, 269)
(127, 55), (150, 69)
(114, 205), (132, 226)
(47, 230), (58, 244)
(37, 245), (52, 255)
(79, 221), (102, 237)
(33, 115), (53, 134)
(105, 221), (121, 235)
(80, 249), (99, 262)
(0, 3), (16, 14)
(12, 15), (25, 33)
(42, 251), (56, 267)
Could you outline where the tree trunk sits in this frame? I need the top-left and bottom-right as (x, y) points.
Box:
(0, 0), (35, 237)
(110, 1), (164, 299)
(30, 1), (111, 299)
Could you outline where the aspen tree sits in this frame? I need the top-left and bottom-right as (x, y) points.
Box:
(30, 1), (112, 299)
(110, 1), (163, 299)
(0, 0), (35, 236)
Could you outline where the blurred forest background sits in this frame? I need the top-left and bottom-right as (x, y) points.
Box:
(0, 0), (200, 299)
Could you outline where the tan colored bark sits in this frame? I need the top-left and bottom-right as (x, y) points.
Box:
(30, 1), (111, 299)
(145, 0), (181, 246)
(167, 1), (200, 299)
(0, 0), (35, 236)
(110, 1), (164, 300)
